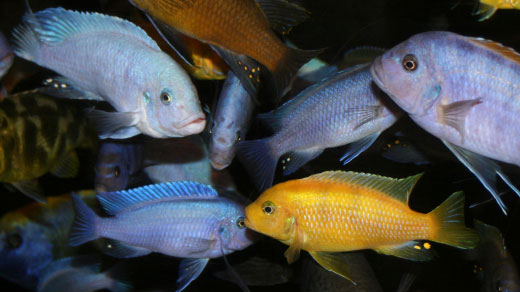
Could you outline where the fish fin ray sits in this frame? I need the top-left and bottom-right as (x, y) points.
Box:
(439, 99), (481, 140)
(349, 105), (382, 130)
(69, 193), (99, 246)
(11, 180), (46, 202)
(306, 171), (423, 204)
(11, 11), (41, 62)
(177, 258), (209, 292)
(374, 241), (436, 261)
(50, 151), (79, 178)
(473, 3), (497, 21)
(339, 132), (380, 165)
(470, 37), (520, 63)
(97, 181), (218, 215)
(282, 148), (323, 176)
(429, 191), (479, 249)
(86, 109), (140, 139)
(284, 219), (302, 264)
(236, 138), (278, 191)
(102, 239), (152, 258)
(308, 251), (357, 285)
(256, 0), (310, 35)
(40, 76), (105, 100)
(442, 140), (509, 214)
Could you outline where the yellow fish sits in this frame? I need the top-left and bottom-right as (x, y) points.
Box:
(244, 171), (479, 282)
(475, 0), (520, 21)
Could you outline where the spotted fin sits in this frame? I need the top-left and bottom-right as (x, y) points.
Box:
(50, 151), (79, 178)
(472, 3), (498, 21)
(256, 0), (310, 35)
(438, 99), (481, 140)
(306, 171), (423, 204)
(176, 258), (209, 292)
(41, 77), (104, 101)
(339, 132), (380, 165)
(102, 239), (152, 258)
(86, 109), (140, 139)
(308, 251), (357, 285)
(374, 240), (436, 261)
(96, 181), (218, 215)
(11, 179), (46, 203)
(282, 148), (323, 176)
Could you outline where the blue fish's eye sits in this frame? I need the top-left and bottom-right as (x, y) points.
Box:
(402, 54), (418, 71)
(6, 233), (22, 249)
(236, 216), (245, 228)
(160, 91), (172, 105)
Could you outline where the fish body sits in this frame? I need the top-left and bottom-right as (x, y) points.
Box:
(0, 90), (96, 201)
(0, 191), (96, 289)
(244, 171), (478, 281)
(237, 64), (400, 191)
(370, 31), (520, 213)
(12, 7), (205, 139)
(0, 32), (13, 79)
(475, 0), (520, 21)
(210, 71), (255, 170)
(129, 0), (318, 98)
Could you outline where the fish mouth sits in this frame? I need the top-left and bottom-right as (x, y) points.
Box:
(210, 160), (228, 170)
(244, 216), (255, 230)
(174, 115), (206, 135)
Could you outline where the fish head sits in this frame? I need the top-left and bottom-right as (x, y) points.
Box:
(244, 188), (294, 243)
(142, 58), (206, 137)
(486, 265), (520, 292)
(94, 143), (134, 192)
(217, 199), (256, 253)
(209, 115), (241, 170)
(371, 32), (443, 116)
(0, 212), (53, 288)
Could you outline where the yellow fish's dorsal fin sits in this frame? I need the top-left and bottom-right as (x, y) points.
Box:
(306, 171), (423, 204)
(470, 37), (520, 64)
(308, 251), (357, 285)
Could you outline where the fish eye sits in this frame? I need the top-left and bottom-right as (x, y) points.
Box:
(402, 54), (418, 71)
(160, 91), (172, 105)
(114, 166), (120, 177)
(236, 216), (245, 228)
(235, 131), (241, 142)
(262, 201), (275, 215)
(6, 233), (22, 249)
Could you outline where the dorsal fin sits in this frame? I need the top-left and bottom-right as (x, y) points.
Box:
(305, 171), (423, 204)
(470, 37), (520, 65)
(28, 7), (160, 50)
(97, 181), (218, 215)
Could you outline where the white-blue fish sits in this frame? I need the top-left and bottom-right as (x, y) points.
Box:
(12, 7), (205, 139)
(0, 31), (13, 80)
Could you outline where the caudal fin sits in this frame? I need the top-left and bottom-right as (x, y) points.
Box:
(236, 138), (278, 192)
(429, 191), (479, 249)
(69, 193), (99, 246)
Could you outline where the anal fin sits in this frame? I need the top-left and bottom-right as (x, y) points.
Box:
(177, 258), (209, 292)
(373, 241), (436, 261)
(41, 76), (104, 101)
(102, 239), (152, 258)
(11, 179), (46, 202)
(340, 132), (380, 165)
(308, 251), (357, 285)
(281, 148), (323, 176)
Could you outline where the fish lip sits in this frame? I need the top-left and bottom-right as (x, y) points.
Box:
(210, 160), (228, 170)
(244, 217), (254, 230)
(175, 115), (206, 130)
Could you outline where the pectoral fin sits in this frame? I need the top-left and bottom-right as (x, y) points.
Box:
(177, 258), (209, 292)
(438, 99), (481, 140)
(283, 217), (303, 264)
(50, 151), (79, 178)
(86, 109), (140, 139)
(11, 179), (46, 202)
(308, 251), (356, 285)
(373, 240), (436, 261)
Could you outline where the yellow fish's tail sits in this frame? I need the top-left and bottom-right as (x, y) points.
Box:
(429, 191), (479, 249)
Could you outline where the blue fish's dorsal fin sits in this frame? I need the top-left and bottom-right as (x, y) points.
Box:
(469, 37), (520, 65)
(97, 181), (219, 215)
(306, 171), (423, 204)
(27, 7), (160, 50)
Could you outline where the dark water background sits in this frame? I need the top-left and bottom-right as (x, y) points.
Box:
(0, 0), (519, 291)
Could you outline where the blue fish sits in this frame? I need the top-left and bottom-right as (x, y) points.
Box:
(69, 181), (254, 291)
(0, 32), (13, 80)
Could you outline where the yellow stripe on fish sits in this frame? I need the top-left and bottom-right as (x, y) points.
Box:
(244, 171), (479, 283)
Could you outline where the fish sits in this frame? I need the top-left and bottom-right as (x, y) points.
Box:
(69, 181), (255, 292)
(37, 256), (131, 292)
(210, 71), (255, 170)
(236, 64), (401, 191)
(370, 31), (520, 214)
(0, 191), (98, 290)
(244, 171), (479, 282)
(469, 220), (520, 292)
(12, 7), (205, 139)
(128, 0), (320, 99)
(473, 0), (520, 21)
(0, 31), (13, 80)
(0, 90), (96, 202)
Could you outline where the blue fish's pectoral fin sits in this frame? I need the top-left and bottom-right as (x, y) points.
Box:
(50, 151), (79, 178)
(308, 251), (357, 285)
(373, 241), (436, 261)
(281, 148), (323, 176)
(438, 98), (481, 141)
(102, 239), (152, 258)
(11, 179), (46, 203)
(256, 0), (309, 35)
(236, 138), (278, 191)
(349, 105), (382, 131)
(86, 109), (141, 139)
(41, 76), (105, 101)
(176, 258), (209, 292)
(442, 140), (518, 215)
(339, 132), (380, 165)
(473, 3), (497, 21)
(182, 237), (217, 255)
(211, 46), (261, 101)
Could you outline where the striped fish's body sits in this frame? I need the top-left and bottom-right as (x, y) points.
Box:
(245, 171), (478, 282)
(0, 91), (95, 196)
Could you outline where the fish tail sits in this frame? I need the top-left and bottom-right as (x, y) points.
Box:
(428, 191), (479, 249)
(236, 138), (279, 192)
(11, 10), (41, 62)
(272, 47), (323, 98)
(69, 193), (100, 246)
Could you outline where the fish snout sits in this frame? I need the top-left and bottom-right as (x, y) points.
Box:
(174, 115), (206, 135)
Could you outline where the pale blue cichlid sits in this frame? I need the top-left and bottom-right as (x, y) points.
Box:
(69, 181), (255, 292)
(0, 31), (13, 82)
(370, 31), (520, 214)
(12, 7), (205, 139)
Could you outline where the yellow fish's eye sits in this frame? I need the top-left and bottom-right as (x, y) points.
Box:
(114, 166), (120, 177)
(262, 201), (275, 215)
(236, 216), (245, 228)
(402, 54), (418, 71)
(160, 91), (172, 105)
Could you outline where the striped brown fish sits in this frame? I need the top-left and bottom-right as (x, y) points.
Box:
(0, 90), (96, 202)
